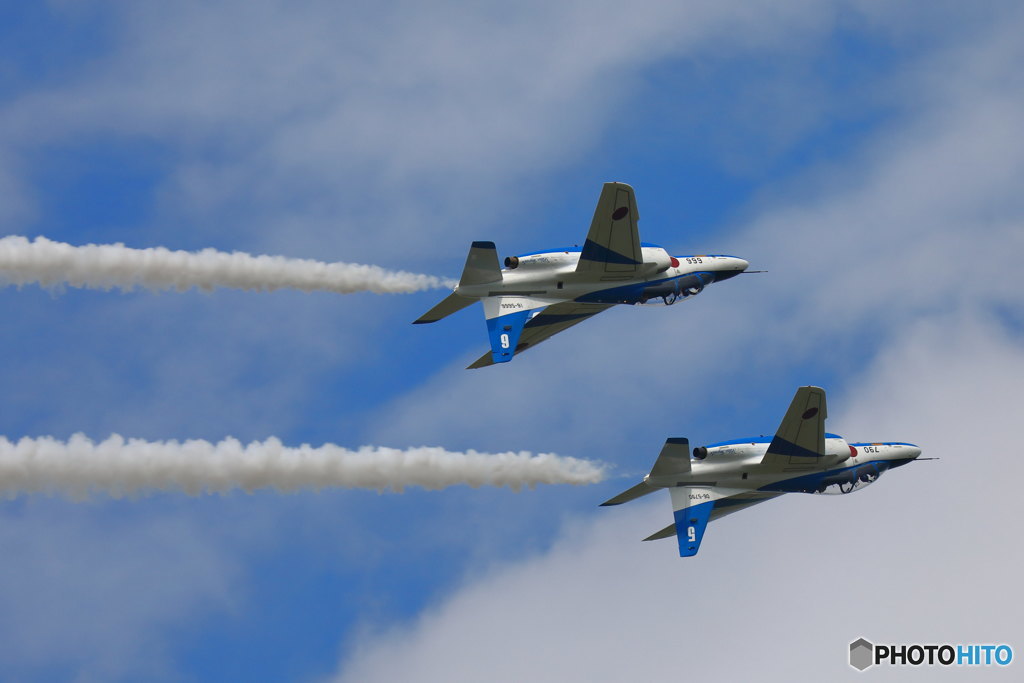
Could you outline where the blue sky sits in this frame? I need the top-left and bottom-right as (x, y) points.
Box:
(1, 1), (1023, 680)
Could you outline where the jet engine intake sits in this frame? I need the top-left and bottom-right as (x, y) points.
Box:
(644, 249), (674, 274)
(692, 446), (708, 460)
(504, 256), (520, 269)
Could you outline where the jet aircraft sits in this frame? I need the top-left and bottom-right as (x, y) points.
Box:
(601, 386), (923, 557)
(414, 182), (749, 368)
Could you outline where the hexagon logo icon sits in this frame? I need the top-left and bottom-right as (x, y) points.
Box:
(850, 638), (874, 671)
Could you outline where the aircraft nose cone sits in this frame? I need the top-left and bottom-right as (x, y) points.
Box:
(904, 444), (922, 459)
(706, 256), (749, 282)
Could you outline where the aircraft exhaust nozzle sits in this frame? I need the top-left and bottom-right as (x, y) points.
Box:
(504, 256), (519, 269)
(692, 446), (708, 460)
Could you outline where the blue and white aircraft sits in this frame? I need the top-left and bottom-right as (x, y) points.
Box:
(601, 386), (923, 557)
(414, 182), (749, 368)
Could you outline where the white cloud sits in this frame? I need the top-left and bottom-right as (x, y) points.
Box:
(1, 2), (1022, 679)
(363, 0), (1024, 464)
(332, 313), (1024, 682)
(333, 7), (1024, 680)
(0, 0), (842, 259)
(0, 504), (240, 680)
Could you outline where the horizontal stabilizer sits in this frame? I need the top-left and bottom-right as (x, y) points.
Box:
(599, 482), (654, 507)
(413, 292), (475, 324)
(643, 523), (677, 542)
(459, 241), (502, 287)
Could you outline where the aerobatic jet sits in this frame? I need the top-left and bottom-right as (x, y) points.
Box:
(601, 386), (924, 557)
(414, 182), (749, 368)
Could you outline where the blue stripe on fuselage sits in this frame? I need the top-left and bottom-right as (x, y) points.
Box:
(512, 242), (666, 258)
(758, 458), (914, 494)
(704, 433), (843, 448)
(575, 272), (713, 304)
(515, 246), (582, 258)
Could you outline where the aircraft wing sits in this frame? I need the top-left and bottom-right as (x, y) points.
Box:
(759, 386), (828, 472)
(467, 301), (613, 369)
(708, 492), (784, 521)
(575, 182), (643, 275)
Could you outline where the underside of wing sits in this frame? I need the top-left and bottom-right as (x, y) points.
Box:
(708, 492), (783, 521)
(467, 301), (613, 368)
(575, 182), (642, 275)
(643, 523), (677, 542)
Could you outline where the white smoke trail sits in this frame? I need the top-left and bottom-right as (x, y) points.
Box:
(0, 235), (454, 295)
(0, 434), (605, 500)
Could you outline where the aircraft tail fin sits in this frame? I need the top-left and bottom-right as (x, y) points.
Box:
(413, 241), (500, 324)
(483, 308), (531, 365)
(648, 438), (691, 481)
(670, 487), (715, 557)
(459, 241), (503, 287)
(473, 295), (557, 367)
(599, 438), (691, 506)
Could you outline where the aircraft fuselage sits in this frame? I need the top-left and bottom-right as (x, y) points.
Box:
(414, 182), (750, 367)
(455, 244), (748, 306)
(647, 435), (922, 496)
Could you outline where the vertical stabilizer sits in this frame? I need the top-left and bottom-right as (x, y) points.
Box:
(599, 438), (690, 506)
(668, 486), (749, 557)
(670, 490), (715, 557)
(412, 241), (501, 324)
(485, 309), (531, 364)
(459, 241), (502, 287)
(648, 438), (691, 483)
